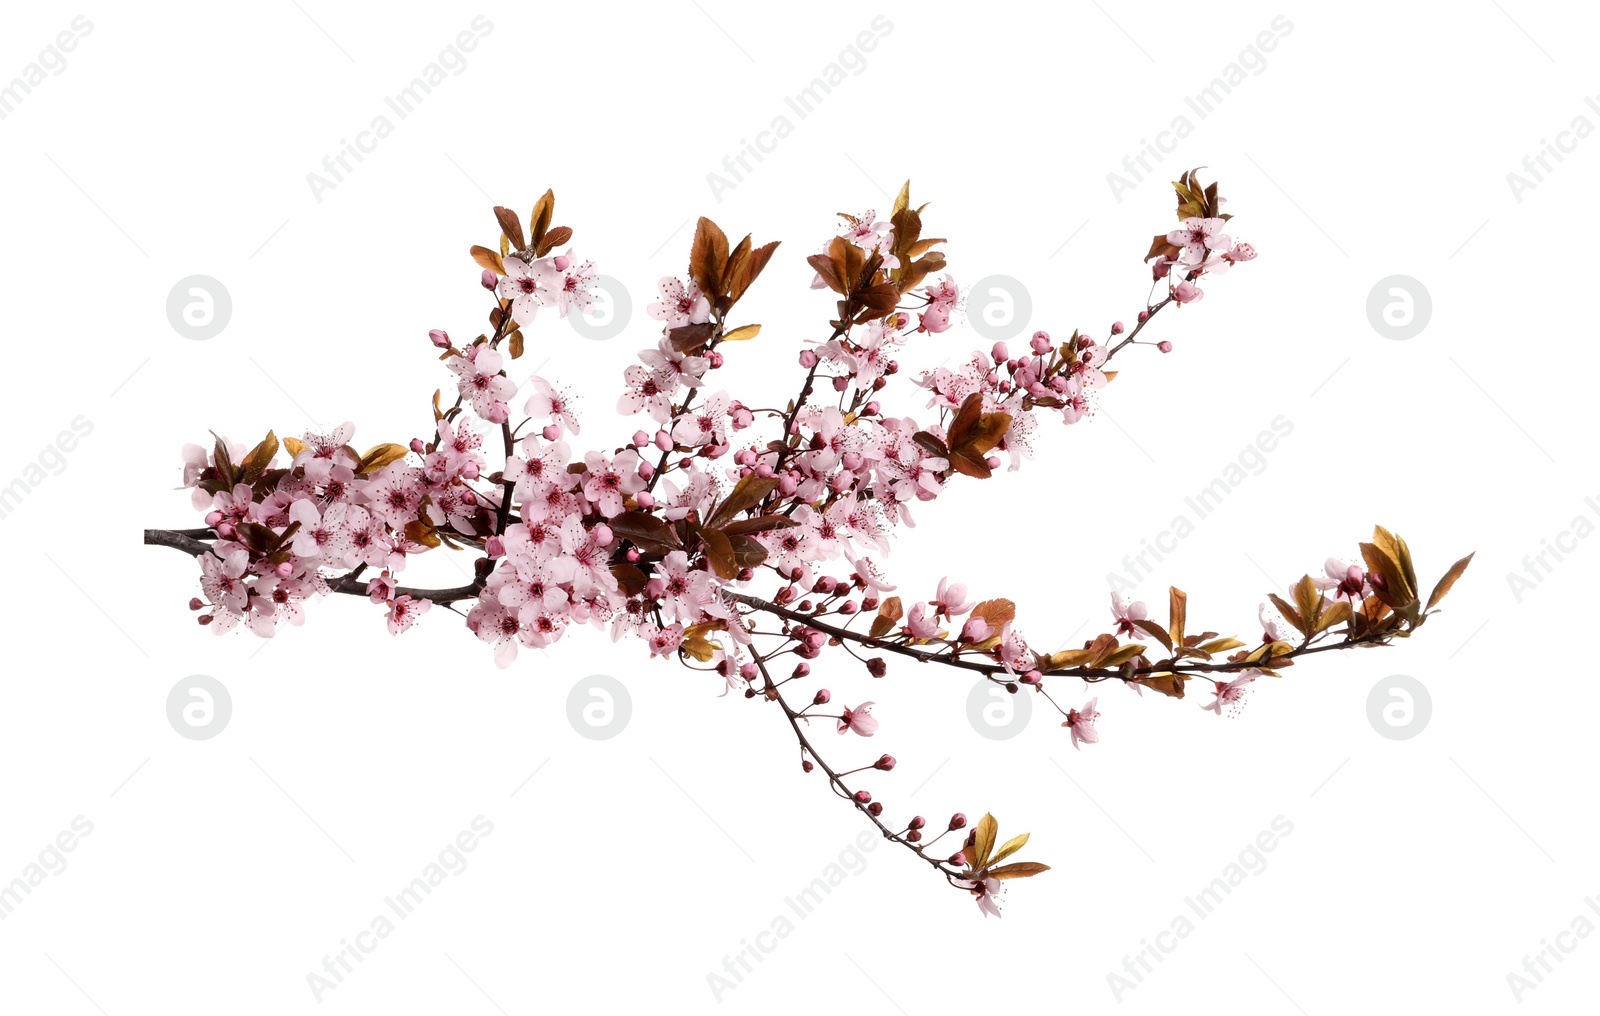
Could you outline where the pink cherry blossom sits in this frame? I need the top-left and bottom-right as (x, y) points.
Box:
(1167, 217), (1232, 266)
(1111, 592), (1148, 639)
(497, 256), (558, 326)
(1064, 698), (1100, 749)
(837, 702), (878, 736)
(954, 876), (1005, 918)
(1203, 670), (1259, 717)
(646, 276), (710, 329)
(447, 346), (516, 418)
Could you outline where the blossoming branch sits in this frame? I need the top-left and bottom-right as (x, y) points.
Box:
(144, 172), (1473, 917)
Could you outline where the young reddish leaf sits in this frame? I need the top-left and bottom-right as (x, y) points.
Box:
(970, 599), (1016, 631)
(700, 527), (738, 580)
(970, 813), (999, 870)
(357, 443), (410, 475)
(469, 245), (505, 274)
(1133, 673), (1186, 698)
(535, 225), (572, 257)
(1168, 587), (1187, 650)
(985, 861), (1051, 880)
(727, 533), (769, 569)
(609, 511), (682, 555)
(690, 216), (729, 298)
(708, 473), (778, 530)
(1314, 600), (1352, 633)
(1292, 575), (1321, 633)
(719, 515), (798, 536)
(1266, 593), (1307, 636)
(1097, 643), (1148, 668)
(729, 240), (780, 303)
(1132, 618), (1173, 653)
(806, 253), (844, 294)
(668, 322), (715, 353)
(1426, 552), (1476, 611)
(869, 595), (903, 638)
(240, 431), (279, 483)
(990, 832), (1030, 866)
(493, 206), (525, 251)
(528, 190), (555, 245)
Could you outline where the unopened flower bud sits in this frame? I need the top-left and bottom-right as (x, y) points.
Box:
(480, 269), (498, 290)
(633, 430), (650, 447)
(866, 657), (887, 678)
(1158, 340), (1173, 353)
(1030, 331), (1052, 354)
(591, 524), (613, 547)
(949, 813), (967, 830)
(907, 829), (922, 842)
(868, 801), (884, 816)
(991, 341), (1009, 362)
(1111, 320), (1125, 335)
(188, 597), (204, 610)
(205, 511), (223, 527)
(429, 328), (451, 348)
(949, 851), (966, 866)
(635, 491), (655, 509)
(813, 689), (830, 705)
(854, 790), (872, 804)
(410, 438), (426, 453)
(802, 759), (814, 772)
(276, 561), (292, 578)
(799, 349), (818, 368)
(542, 424), (561, 441)
(877, 755), (897, 771)
(485, 535), (505, 558)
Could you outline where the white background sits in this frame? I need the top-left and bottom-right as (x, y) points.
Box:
(1, 1), (1594, 1012)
